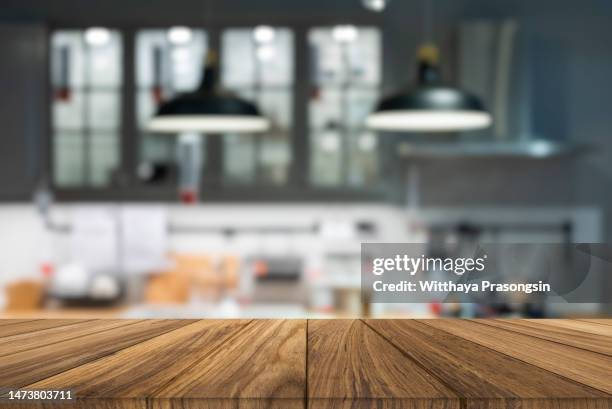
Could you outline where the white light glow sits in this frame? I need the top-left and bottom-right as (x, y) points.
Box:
(366, 110), (493, 132)
(320, 133), (340, 152)
(168, 26), (193, 45)
(362, 0), (388, 12)
(253, 25), (276, 43)
(149, 115), (270, 133)
(529, 140), (555, 157)
(332, 25), (358, 43)
(256, 45), (276, 61)
(85, 27), (111, 46)
(358, 133), (377, 151)
(171, 47), (191, 63)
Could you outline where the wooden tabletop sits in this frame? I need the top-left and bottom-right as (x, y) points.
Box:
(0, 319), (610, 408)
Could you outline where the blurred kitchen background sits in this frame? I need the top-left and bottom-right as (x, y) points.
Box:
(0, 0), (610, 319)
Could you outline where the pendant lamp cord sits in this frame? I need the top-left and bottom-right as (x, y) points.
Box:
(417, 0), (439, 83)
(199, 0), (217, 92)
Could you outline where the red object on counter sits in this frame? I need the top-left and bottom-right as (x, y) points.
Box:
(253, 261), (269, 278)
(179, 190), (198, 204)
(430, 302), (442, 316)
(314, 305), (334, 313)
(40, 263), (55, 278)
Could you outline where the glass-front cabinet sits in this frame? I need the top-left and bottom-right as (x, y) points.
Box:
(51, 29), (122, 188)
(135, 28), (208, 187)
(49, 25), (382, 198)
(221, 27), (294, 186)
(309, 27), (381, 188)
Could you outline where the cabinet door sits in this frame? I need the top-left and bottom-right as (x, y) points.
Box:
(0, 24), (46, 199)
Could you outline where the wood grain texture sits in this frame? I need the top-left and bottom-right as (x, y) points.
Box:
(0, 320), (194, 388)
(0, 320), (92, 338)
(11, 398), (610, 409)
(0, 400), (147, 409)
(422, 319), (612, 395)
(0, 320), (141, 357)
(524, 319), (612, 336)
(27, 320), (251, 397)
(307, 320), (457, 403)
(0, 320), (37, 327)
(153, 319), (306, 399)
(365, 319), (606, 400)
(25, 320), (306, 408)
(308, 398), (612, 409)
(1, 399), (304, 409)
(147, 398), (305, 409)
(308, 398), (458, 409)
(577, 319), (612, 327)
(0, 319), (610, 409)
(28, 320), (306, 400)
(477, 319), (612, 356)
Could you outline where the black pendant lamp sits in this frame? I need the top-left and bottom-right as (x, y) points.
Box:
(366, 1), (492, 132)
(149, 51), (270, 133)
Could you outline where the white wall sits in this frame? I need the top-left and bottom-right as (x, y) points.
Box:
(0, 203), (602, 287)
(0, 206), (53, 285)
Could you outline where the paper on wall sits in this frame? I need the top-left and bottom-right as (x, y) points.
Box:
(119, 206), (169, 275)
(70, 206), (118, 273)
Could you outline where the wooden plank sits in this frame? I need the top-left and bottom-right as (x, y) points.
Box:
(0, 398), (304, 409)
(475, 319), (612, 356)
(149, 398), (304, 409)
(0, 320), (194, 388)
(577, 319), (612, 326)
(422, 319), (612, 395)
(308, 398), (457, 409)
(26, 320), (305, 408)
(12, 320), (305, 408)
(0, 398), (149, 409)
(0, 399), (146, 409)
(13, 397), (604, 409)
(2, 318), (611, 409)
(27, 320), (251, 397)
(307, 319), (458, 408)
(0, 320), (92, 338)
(308, 398), (611, 409)
(0, 320), (142, 357)
(0, 319), (37, 327)
(2, 397), (609, 409)
(365, 319), (606, 403)
(154, 319), (306, 400)
(524, 319), (612, 336)
(517, 399), (612, 409)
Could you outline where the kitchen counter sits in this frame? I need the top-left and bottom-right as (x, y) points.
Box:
(0, 319), (610, 408)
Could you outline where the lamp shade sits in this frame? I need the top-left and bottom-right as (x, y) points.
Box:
(149, 92), (270, 133)
(366, 85), (492, 132)
(149, 51), (270, 134)
(367, 43), (492, 133)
